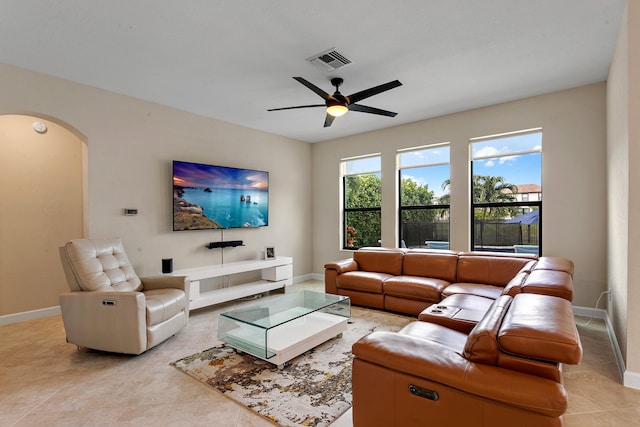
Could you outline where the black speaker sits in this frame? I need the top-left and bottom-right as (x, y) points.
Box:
(162, 258), (173, 274)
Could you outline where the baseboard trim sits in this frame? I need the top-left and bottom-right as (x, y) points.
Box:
(604, 312), (629, 387)
(293, 273), (317, 284)
(0, 306), (61, 326)
(573, 305), (639, 389)
(624, 370), (640, 389)
(572, 305), (607, 319)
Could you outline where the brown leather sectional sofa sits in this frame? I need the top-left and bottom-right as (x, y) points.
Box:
(324, 248), (574, 316)
(324, 248), (582, 427)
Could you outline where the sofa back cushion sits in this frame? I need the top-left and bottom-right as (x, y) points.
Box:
(354, 249), (404, 276)
(402, 250), (458, 282)
(498, 293), (582, 365)
(457, 254), (535, 287)
(463, 295), (513, 365)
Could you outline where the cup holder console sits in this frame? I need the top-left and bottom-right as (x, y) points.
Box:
(420, 304), (480, 334)
(426, 304), (462, 318)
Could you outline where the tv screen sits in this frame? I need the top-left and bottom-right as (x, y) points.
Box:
(173, 160), (269, 230)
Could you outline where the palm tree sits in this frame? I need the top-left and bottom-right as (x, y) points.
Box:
(472, 175), (518, 220)
(438, 179), (452, 219)
(439, 175), (518, 218)
(439, 175), (519, 247)
(472, 175), (519, 248)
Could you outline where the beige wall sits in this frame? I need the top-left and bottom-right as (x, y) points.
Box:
(628, 0), (640, 381)
(0, 115), (84, 314)
(608, 1), (640, 385)
(607, 2), (630, 372)
(0, 63), (313, 316)
(627, 0), (640, 382)
(312, 83), (607, 308)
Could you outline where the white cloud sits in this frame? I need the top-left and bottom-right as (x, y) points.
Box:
(403, 173), (426, 186)
(474, 146), (501, 158)
(499, 155), (519, 164)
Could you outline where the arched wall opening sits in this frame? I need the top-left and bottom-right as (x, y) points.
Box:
(0, 114), (87, 317)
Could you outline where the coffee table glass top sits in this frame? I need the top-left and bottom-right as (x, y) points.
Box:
(219, 290), (350, 328)
(217, 291), (351, 365)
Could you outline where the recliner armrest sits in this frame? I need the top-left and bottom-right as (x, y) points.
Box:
(59, 291), (147, 354)
(141, 275), (189, 293)
(353, 330), (568, 418)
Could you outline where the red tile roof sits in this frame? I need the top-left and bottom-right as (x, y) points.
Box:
(516, 184), (541, 193)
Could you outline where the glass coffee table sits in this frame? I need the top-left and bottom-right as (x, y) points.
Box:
(217, 291), (350, 369)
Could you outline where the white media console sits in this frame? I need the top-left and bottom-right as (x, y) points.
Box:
(164, 256), (293, 311)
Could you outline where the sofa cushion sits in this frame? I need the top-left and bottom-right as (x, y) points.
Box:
(399, 320), (468, 350)
(336, 271), (393, 293)
(441, 282), (504, 300)
(457, 255), (535, 287)
(463, 295), (513, 364)
(401, 250), (458, 282)
(383, 276), (449, 303)
(432, 293), (496, 313)
(354, 249), (404, 275)
(498, 294), (582, 364)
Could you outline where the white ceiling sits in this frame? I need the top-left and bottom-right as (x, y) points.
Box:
(0, 1), (627, 143)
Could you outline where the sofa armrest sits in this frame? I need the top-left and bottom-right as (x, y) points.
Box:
(324, 258), (359, 274)
(353, 331), (568, 418)
(499, 293), (582, 364)
(521, 270), (573, 301)
(59, 291), (147, 354)
(324, 259), (359, 294)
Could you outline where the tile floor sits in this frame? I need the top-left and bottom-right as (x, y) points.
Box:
(1, 279), (638, 426)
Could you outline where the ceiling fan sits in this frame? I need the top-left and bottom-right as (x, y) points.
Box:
(268, 77), (402, 127)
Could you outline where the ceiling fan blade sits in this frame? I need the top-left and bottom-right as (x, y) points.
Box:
(324, 114), (335, 127)
(293, 77), (331, 100)
(348, 80), (402, 104)
(349, 103), (398, 117)
(267, 104), (325, 112)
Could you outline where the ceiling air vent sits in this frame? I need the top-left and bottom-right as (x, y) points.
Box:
(306, 48), (353, 72)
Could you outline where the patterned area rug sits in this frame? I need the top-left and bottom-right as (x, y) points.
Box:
(171, 306), (411, 427)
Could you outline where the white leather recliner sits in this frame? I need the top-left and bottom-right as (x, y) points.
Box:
(58, 237), (189, 355)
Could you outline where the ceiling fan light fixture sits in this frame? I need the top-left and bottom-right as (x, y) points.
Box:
(326, 103), (348, 117)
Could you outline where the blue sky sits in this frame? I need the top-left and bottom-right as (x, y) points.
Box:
(471, 131), (542, 188)
(402, 132), (541, 196)
(346, 131), (542, 197)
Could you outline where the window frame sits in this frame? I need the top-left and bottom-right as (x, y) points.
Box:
(397, 144), (451, 249)
(470, 129), (542, 254)
(341, 154), (382, 250)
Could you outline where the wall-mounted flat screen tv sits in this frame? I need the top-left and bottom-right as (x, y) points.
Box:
(173, 160), (269, 230)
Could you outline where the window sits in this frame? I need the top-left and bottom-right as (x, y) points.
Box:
(398, 144), (450, 249)
(470, 129), (542, 254)
(342, 155), (381, 249)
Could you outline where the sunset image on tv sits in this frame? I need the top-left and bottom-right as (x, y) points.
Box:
(173, 161), (269, 230)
